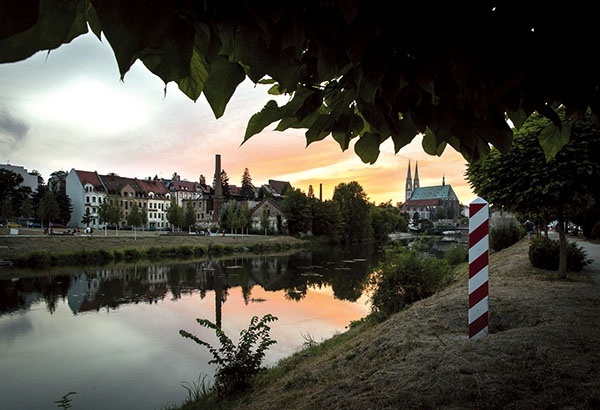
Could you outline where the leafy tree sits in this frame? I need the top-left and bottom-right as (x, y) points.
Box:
(20, 197), (33, 222)
(240, 168), (254, 199)
(219, 170), (230, 198)
(98, 199), (123, 235)
(281, 189), (312, 236)
(0, 169), (31, 220)
(126, 202), (146, 238)
(184, 201), (196, 231)
(166, 199), (184, 231)
(467, 110), (600, 278)
(81, 208), (94, 227)
(54, 190), (72, 225)
(257, 186), (273, 200)
(310, 199), (344, 242)
(332, 181), (372, 243)
(260, 207), (270, 235)
(220, 201), (249, 234)
(3, 3), (598, 164)
(37, 190), (60, 228)
(370, 203), (405, 244)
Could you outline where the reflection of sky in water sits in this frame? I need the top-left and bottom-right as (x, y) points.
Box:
(0, 283), (370, 410)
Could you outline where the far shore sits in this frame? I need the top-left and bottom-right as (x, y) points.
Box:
(0, 227), (309, 269)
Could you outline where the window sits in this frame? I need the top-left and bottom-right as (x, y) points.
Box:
(92, 197), (96, 203)
(86, 196), (90, 203)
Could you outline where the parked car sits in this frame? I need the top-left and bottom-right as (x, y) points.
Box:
(27, 222), (42, 228)
(7, 222), (21, 228)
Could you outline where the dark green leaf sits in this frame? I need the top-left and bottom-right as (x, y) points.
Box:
(422, 130), (447, 156)
(203, 56), (246, 118)
(0, 0), (89, 63)
(305, 114), (331, 145)
(354, 132), (382, 164)
(243, 100), (283, 143)
(392, 115), (418, 153)
(539, 122), (571, 161)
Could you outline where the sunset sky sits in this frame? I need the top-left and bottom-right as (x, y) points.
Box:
(0, 31), (476, 205)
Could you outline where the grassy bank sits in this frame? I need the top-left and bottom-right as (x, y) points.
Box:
(169, 238), (600, 409)
(0, 229), (308, 270)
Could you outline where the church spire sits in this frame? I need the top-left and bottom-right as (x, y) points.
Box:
(414, 161), (420, 189)
(405, 160), (413, 201)
(442, 173), (446, 186)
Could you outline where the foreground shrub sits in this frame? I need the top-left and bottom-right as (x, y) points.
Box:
(123, 248), (142, 261)
(369, 246), (455, 318)
(25, 250), (53, 267)
(180, 314), (278, 398)
(445, 244), (468, 266)
(528, 236), (590, 272)
(490, 221), (524, 251)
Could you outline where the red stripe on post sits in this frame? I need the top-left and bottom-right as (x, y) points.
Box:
(469, 282), (488, 307)
(469, 219), (489, 247)
(469, 252), (489, 279)
(469, 312), (489, 338)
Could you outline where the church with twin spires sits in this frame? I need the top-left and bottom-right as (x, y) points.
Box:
(402, 161), (460, 221)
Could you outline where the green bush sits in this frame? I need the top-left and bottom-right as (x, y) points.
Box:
(490, 221), (524, 251)
(146, 247), (162, 259)
(180, 314), (278, 398)
(123, 248), (142, 261)
(445, 244), (468, 266)
(209, 244), (226, 255)
(25, 250), (53, 267)
(528, 237), (590, 272)
(369, 246), (455, 318)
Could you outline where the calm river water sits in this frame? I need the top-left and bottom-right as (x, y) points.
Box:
(0, 246), (382, 410)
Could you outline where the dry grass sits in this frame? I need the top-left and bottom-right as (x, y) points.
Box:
(229, 239), (600, 410)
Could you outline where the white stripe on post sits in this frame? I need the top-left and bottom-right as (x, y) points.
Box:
(468, 197), (489, 339)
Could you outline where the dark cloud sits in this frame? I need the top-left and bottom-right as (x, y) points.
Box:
(0, 106), (29, 150)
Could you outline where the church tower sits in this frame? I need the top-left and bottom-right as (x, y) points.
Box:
(414, 161), (420, 190)
(405, 160), (413, 201)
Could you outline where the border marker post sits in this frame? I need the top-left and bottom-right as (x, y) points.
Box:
(468, 197), (489, 339)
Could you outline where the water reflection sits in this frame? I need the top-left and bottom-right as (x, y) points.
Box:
(1, 246), (383, 323)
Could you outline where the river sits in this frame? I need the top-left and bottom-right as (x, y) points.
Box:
(0, 246), (381, 410)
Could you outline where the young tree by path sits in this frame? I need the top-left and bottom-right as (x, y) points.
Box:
(467, 110), (600, 278)
(126, 202), (147, 240)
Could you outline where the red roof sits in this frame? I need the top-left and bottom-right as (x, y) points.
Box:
(75, 170), (103, 190)
(136, 178), (169, 196)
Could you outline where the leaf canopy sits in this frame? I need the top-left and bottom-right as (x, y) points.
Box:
(2, 0), (600, 163)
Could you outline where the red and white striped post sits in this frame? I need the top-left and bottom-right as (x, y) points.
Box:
(468, 197), (489, 339)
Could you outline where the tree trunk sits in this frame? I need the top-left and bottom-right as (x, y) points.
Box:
(556, 216), (568, 279)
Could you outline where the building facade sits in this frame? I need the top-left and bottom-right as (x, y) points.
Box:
(402, 162), (460, 222)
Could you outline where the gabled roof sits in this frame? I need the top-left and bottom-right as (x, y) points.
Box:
(407, 185), (458, 202)
(75, 170), (104, 191)
(171, 180), (197, 191)
(267, 179), (292, 195)
(250, 198), (283, 216)
(99, 174), (142, 195)
(136, 178), (169, 197)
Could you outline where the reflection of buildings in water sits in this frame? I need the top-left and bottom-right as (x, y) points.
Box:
(67, 265), (170, 314)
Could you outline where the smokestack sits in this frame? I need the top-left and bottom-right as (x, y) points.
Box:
(319, 183), (322, 201)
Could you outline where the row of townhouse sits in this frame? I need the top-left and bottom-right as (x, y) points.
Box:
(65, 168), (290, 231)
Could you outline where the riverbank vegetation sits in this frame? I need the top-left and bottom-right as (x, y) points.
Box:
(164, 238), (599, 410)
(0, 232), (309, 270)
(166, 239), (467, 409)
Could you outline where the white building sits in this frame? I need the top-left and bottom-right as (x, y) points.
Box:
(0, 163), (39, 193)
(65, 169), (106, 228)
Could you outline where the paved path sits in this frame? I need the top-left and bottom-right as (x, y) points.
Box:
(549, 231), (600, 283)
